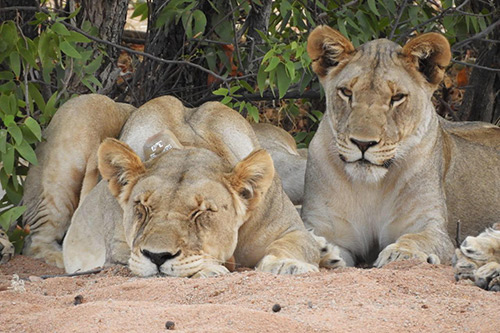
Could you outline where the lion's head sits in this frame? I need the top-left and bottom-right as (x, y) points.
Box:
(97, 137), (274, 277)
(307, 26), (451, 182)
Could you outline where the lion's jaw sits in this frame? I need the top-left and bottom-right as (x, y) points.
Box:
(321, 39), (435, 183)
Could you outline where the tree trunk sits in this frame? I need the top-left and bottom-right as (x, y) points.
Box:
(75, 0), (129, 95)
(458, 29), (500, 124)
(244, 0), (273, 45)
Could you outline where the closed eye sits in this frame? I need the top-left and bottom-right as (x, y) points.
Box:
(338, 87), (352, 100)
(390, 93), (407, 106)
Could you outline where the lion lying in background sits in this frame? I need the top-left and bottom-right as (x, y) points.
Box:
(302, 26), (500, 271)
(59, 96), (326, 276)
(453, 223), (500, 291)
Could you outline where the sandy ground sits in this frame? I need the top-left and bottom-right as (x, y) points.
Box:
(0, 256), (498, 333)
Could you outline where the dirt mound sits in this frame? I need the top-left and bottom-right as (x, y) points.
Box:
(1, 256), (498, 332)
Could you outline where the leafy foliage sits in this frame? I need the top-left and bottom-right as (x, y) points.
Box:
(0, 8), (103, 249)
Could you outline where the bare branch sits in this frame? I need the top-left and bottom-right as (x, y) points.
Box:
(451, 59), (500, 72)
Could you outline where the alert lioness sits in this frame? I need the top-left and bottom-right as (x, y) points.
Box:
(302, 26), (500, 268)
(63, 96), (324, 276)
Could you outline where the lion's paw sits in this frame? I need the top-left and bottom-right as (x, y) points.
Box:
(308, 230), (346, 269)
(0, 230), (14, 264)
(191, 265), (230, 278)
(474, 262), (500, 291)
(375, 243), (437, 268)
(257, 255), (319, 275)
(452, 248), (478, 281)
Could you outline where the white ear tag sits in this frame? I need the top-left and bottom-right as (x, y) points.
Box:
(143, 130), (183, 161)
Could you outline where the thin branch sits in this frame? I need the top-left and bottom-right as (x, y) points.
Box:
(452, 19), (500, 51)
(389, 0), (408, 40)
(451, 59), (500, 72)
(39, 268), (103, 279)
(194, 88), (321, 106)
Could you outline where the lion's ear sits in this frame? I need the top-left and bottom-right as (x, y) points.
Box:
(98, 138), (145, 203)
(307, 25), (355, 79)
(401, 33), (451, 87)
(227, 149), (275, 212)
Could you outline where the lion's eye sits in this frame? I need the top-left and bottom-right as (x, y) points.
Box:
(190, 210), (203, 220)
(391, 93), (407, 105)
(338, 87), (352, 99)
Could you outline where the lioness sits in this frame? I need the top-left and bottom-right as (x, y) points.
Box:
(21, 94), (135, 267)
(63, 96), (323, 277)
(453, 223), (500, 291)
(301, 26), (500, 268)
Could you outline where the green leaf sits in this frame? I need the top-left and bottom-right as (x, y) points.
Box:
(367, 0), (380, 16)
(265, 56), (280, 72)
(257, 66), (267, 95)
(2, 144), (15, 175)
(0, 130), (6, 153)
(131, 2), (149, 19)
(17, 44), (38, 69)
(24, 117), (42, 141)
(0, 71), (14, 80)
(0, 206), (26, 232)
(15, 141), (37, 165)
(60, 41), (82, 58)
(52, 22), (71, 36)
(276, 63), (291, 99)
(64, 31), (91, 43)
(28, 83), (46, 111)
(9, 52), (21, 78)
(213, 87), (228, 96)
(239, 80), (255, 93)
(84, 54), (103, 74)
(44, 92), (58, 119)
(7, 124), (23, 145)
(192, 10), (207, 37)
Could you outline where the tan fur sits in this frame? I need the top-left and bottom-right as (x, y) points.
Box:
(302, 26), (500, 268)
(0, 229), (14, 264)
(252, 123), (307, 204)
(63, 96), (324, 277)
(453, 223), (500, 291)
(21, 94), (135, 267)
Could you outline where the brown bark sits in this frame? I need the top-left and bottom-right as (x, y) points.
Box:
(75, 0), (129, 95)
(458, 29), (500, 124)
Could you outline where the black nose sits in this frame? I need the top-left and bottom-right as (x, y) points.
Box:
(350, 138), (378, 153)
(141, 249), (181, 267)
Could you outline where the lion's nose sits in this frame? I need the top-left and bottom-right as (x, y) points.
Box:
(141, 249), (181, 267)
(350, 138), (378, 153)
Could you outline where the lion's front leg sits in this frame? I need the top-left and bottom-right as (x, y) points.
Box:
(374, 225), (453, 268)
(256, 230), (320, 275)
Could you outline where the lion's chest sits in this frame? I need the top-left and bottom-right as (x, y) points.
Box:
(332, 184), (402, 262)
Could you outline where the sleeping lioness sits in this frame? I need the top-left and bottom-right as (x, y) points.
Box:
(301, 26), (500, 269)
(63, 96), (324, 276)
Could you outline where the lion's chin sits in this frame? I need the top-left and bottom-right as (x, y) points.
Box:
(344, 162), (388, 183)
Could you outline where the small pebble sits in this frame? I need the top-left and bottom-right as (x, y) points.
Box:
(165, 321), (175, 330)
(73, 295), (84, 305)
(272, 303), (281, 312)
